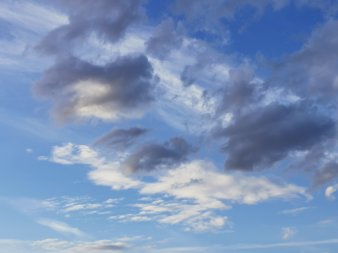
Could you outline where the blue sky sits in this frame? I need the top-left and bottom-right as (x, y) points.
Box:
(1, 0), (338, 252)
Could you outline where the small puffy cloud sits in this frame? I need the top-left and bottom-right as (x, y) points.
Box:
(325, 184), (338, 200)
(282, 227), (296, 240)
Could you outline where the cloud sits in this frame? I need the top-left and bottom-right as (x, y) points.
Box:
(123, 137), (195, 173)
(47, 143), (307, 231)
(313, 162), (338, 187)
(140, 160), (306, 205)
(325, 184), (338, 200)
(3, 237), (338, 253)
(146, 19), (183, 59)
(37, 219), (86, 237)
(36, 0), (144, 55)
(51, 143), (141, 190)
(279, 206), (314, 215)
(34, 54), (156, 122)
(272, 19), (338, 100)
(282, 227), (296, 240)
(33, 238), (129, 252)
(41, 196), (121, 215)
(219, 63), (258, 113)
(216, 102), (335, 171)
(94, 127), (148, 150)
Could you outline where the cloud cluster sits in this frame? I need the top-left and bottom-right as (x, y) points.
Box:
(34, 0), (158, 123)
(25, 0), (338, 234)
(47, 143), (307, 231)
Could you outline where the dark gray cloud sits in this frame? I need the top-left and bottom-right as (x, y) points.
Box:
(95, 127), (148, 149)
(146, 19), (183, 58)
(216, 103), (335, 171)
(123, 137), (195, 173)
(34, 54), (156, 122)
(37, 0), (145, 54)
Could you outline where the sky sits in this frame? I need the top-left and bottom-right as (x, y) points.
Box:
(1, 0), (338, 252)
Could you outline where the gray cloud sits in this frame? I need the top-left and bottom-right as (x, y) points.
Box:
(95, 127), (148, 149)
(220, 63), (258, 113)
(34, 54), (156, 122)
(217, 103), (335, 171)
(146, 19), (183, 58)
(37, 0), (145, 54)
(272, 19), (338, 100)
(313, 162), (338, 187)
(123, 137), (195, 173)
(86, 243), (128, 251)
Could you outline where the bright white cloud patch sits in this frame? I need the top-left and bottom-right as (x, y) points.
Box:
(325, 184), (338, 200)
(46, 143), (307, 231)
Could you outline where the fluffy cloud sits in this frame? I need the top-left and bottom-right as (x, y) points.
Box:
(34, 55), (156, 122)
(325, 184), (338, 200)
(51, 143), (141, 190)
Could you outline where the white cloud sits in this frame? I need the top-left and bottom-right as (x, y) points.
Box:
(282, 227), (296, 240)
(279, 206), (314, 215)
(47, 143), (307, 231)
(51, 143), (141, 190)
(37, 219), (86, 237)
(325, 184), (338, 200)
(141, 160), (306, 206)
(44, 196), (122, 215)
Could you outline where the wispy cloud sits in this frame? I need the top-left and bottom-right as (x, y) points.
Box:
(279, 206), (314, 215)
(281, 227), (296, 240)
(37, 219), (86, 237)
